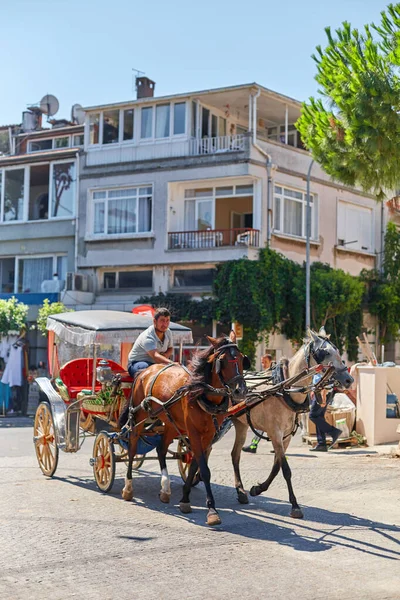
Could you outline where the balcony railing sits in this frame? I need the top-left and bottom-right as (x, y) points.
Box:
(189, 134), (246, 156)
(168, 228), (260, 250)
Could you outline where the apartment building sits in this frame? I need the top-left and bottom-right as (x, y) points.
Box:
(0, 80), (384, 360)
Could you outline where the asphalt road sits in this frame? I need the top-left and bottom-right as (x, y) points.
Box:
(0, 420), (399, 600)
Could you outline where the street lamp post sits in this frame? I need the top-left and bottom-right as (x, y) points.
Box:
(305, 159), (314, 331)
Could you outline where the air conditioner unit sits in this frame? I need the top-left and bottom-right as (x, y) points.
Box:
(66, 272), (89, 292)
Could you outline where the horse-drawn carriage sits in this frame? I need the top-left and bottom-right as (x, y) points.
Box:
(34, 310), (353, 526)
(33, 310), (194, 492)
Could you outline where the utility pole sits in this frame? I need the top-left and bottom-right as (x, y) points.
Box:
(305, 159), (314, 331)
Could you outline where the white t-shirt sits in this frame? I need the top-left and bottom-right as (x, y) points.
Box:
(128, 325), (173, 365)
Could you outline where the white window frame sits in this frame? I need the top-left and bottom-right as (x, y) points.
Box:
(101, 267), (154, 291)
(273, 184), (318, 240)
(89, 183), (154, 238)
(0, 159), (76, 224)
(13, 253), (67, 294)
(337, 199), (374, 253)
(28, 136), (72, 153)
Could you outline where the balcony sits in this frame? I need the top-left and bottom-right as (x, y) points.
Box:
(0, 292), (59, 305)
(84, 134), (249, 168)
(168, 228), (260, 250)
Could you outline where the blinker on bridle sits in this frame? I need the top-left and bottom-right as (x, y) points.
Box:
(211, 342), (247, 392)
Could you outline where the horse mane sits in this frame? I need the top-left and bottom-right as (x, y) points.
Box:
(189, 336), (230, 393)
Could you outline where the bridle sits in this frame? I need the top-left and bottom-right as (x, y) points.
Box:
(211, 342), (248, 393)
(304, 337), (348, 384)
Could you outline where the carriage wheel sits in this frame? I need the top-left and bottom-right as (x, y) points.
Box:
(177, 439), (201, 487)
(93, 432), (116, 493)
(33, 402), (59, 477)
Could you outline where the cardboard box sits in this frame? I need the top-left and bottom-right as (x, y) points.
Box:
(307, 409), (355, 438)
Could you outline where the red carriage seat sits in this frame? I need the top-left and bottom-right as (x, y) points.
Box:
(59, 358), (133, 399)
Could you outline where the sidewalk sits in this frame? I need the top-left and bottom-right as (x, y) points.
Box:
(0, 415), (34, 428)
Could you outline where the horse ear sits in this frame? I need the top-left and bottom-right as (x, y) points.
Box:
(205, 335), (219, 348)
(318, 326), (330, 339)
(308, 329), (319, 342)
(229, 330), (237, 343)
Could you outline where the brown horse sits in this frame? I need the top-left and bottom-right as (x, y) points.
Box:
(120, 332), (249, 526)
(230, 329), (354, 517)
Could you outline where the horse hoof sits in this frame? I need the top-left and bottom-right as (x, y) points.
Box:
(237, 490), (249, 504)
(249, 485), (260, 497)
(206, 510), (222, 526)
(179, 502), (192, 514)
(121, 488), (133, 501)
(159, 491), (171, 504)
(290, 508), (304, 519)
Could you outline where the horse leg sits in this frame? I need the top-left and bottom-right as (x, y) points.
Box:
(157, 428), (175, 504)
(192, 438), (221, 526)
(281, 436), (303, 519)
(249, 436), (283, 497)
(122, 430), (140, 501)
(179, 457), (200, 514)
(231, 418), (249, 504)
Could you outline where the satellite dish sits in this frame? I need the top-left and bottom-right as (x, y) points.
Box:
(40, 94), (59, 117)
(71, 103), (85, 125)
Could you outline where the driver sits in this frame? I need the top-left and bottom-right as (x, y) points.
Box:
(127, 307), (175, 377)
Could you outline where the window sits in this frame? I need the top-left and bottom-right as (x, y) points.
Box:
(29, 164), (50, 220)
(123, 109), (134, 141)
(54, 137), (69, 149)
(191, 101), (197, 137)
(141, 107), (153, 139)
(103, 110), (119, 144)
(73, 134), (84, 146)
(273, 185), (318, 240)
(173, 269), (215, 288)
(102, 270), (153, 290)
(155, 104), (170, 138)
(173, 103), (186, 135)
(92, 185), (152, 235)
(0, 257), (15, 293)
(337, 201), (373, 252)
(29, 139), (53, 152)
(17, 255), (67, 293)
(89, 113), (100, 144)
(4, 169), (24, 221)
(51, 162), (75, 217)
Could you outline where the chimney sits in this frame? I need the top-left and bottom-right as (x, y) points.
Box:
(136, 77), (155, 99)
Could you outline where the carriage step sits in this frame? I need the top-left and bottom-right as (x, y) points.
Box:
(302, 434), (363, 448)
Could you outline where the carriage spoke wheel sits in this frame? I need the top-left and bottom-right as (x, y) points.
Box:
(93, 432), (116, 493)
(33, 402), (59, 477)
(177, 439), (201, 487)
(114, 443), (144, 470)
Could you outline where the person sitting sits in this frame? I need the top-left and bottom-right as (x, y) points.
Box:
(242, 353), (273, 454)
(127, 307), (175, 377)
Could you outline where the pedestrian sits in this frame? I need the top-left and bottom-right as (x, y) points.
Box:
(242, 353), (273, 454)
(309, 373), (342, 452)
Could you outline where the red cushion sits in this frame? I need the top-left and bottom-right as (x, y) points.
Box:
(59, 358), (126, 397)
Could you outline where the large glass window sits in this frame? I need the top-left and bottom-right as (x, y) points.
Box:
(29, 164), (50, 220)
(103, 110), (119, 144)
(4, 169), (24, 221)
(29, 139), (52, 152)
(173, 103), (186, 135)
(51, 162), (75, 217)
(173, 269), (215, 288)
(102, 270), (152, 290)
(273, 185), (318, 240)
(89, 113), (100, 144)
(155, 104), (170, 138)
(54, 137), (69, 149)
(123, 109), (134, 141)
(18, 257), (53, 293)
(92, 186), (152, 235)
(141, 107), (153, 139)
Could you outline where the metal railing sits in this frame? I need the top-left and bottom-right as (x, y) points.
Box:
(168, 228), (260, 250)
(189, 134), (246, 156)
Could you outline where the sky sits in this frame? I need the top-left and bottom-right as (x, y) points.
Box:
(0, 0), (392, 125)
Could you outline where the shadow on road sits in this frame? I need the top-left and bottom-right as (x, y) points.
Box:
(52, 469), (400, 561)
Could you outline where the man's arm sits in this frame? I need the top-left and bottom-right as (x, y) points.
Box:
(161, 347), (173, 359)
(147, 349), (173, 365)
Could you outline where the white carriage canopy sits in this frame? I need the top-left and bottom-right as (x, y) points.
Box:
(46, 310), (193, 346)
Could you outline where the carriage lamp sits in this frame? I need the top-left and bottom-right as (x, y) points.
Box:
(96, 360), (113, 384)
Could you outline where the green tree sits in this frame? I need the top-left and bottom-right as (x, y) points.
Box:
(297, 4), (400, 200)
(37, 299), (74, 336)
(361, 222), (400, 342)
(0, 297), (28, 335)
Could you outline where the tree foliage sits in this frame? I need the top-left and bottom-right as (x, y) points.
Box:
(137, 292), (215, 326)
(297, 4), (400, 199)
(0, 297), (28, 335)
(37, 299), (74, 336)
(361, 221), (400, 342)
